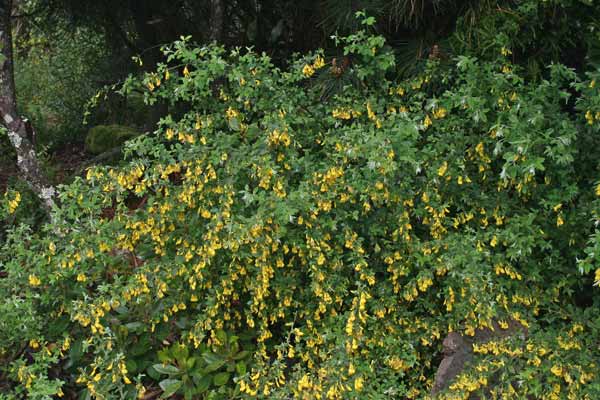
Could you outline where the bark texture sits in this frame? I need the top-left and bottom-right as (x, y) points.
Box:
(0, 0), (55, 211)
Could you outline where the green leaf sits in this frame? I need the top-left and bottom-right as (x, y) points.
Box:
(185, 357), (196, 370)
(202, 352), (226, 372)
(147, 364), (161, 380)
(130, 335), (151, 356)
(68, 339), (84, 365)
(213, 372), (230, 386)
(159, 379), (182, 398)
(124, 321), (144, 331)
(193, 375), (212, 393)
(125, 359), (138, 374)
(228, 117), (240, 131)
(235, 361), (247, 375)
(232, 350), (250, 360)
(157, 349), (171, 363)
(215, 329), (227, 344)
(153, 364), (181, 375)
(172, 343), (189, 362)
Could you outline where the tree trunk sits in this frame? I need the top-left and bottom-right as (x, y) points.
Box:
(0, 0), (56, 211)
(209, 0), (224, 42)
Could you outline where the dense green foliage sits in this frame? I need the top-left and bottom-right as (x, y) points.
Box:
(14, 23), (112, 148)
(22, 0), (600, 69)
(2, 14), (600, 399)
(7, 0), (599, 156)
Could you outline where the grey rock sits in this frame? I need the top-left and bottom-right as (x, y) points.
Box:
(430, 320), (527, 398)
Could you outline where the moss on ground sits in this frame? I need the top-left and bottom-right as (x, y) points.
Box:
(85, 124), (139, 154)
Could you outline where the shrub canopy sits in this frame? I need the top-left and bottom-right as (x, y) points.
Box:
(2, 19), (600, 399)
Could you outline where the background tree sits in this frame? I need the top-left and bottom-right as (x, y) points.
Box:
(0, 0), (55, 211)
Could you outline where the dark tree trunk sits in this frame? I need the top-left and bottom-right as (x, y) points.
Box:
(209, 0), (224, 42)
(0, 0), (56, 211)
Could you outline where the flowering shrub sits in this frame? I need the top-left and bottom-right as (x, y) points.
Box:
(2, 17), (600, 399)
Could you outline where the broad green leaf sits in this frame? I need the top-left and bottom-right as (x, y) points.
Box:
(193, 375), (212, 393)
(213, 372), (230, 386)
(232, 350), (250, 360)
(202, 352), (226, 372)
(159, 379), (182, 398)
(153, 364), (181, 375)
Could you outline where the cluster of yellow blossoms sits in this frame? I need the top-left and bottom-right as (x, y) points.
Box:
(302, 55), (326, 77)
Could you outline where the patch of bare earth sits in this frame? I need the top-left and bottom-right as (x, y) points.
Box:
(50, 142), (90, 181)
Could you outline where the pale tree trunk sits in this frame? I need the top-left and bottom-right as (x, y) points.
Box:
(0, 0), (56, 212)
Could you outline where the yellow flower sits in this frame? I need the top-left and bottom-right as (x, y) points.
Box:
(317, 253), (326, 265)
(201, 209), (212, 219)
(432, 107), (447, 119)
(348, 363), (355, 376)
(388, 357), (406, 371)
(367, 102), (376, 120)
(586, 110), (594, 125)
(490, 235), (498, 247)
(6, 191), (21, 214)
(437, 161), (448, 177)
(225, 107), (239, 119)
(302, 64), (315, 77)
(298, 374), (311, 390)
(183, 66), (190, 77)
(354, 377), (364, 391)
(332, 108), (352, 120)
(551, 364), (563, 377)
(423, 115), (432, 128)
(28, 274), (41, 287)
(313, 55), (325, 69)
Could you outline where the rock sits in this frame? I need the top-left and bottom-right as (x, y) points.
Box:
(85, 124), (140, 155)
(431, 332), (473, 396)
(431, 320), (527, 398)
